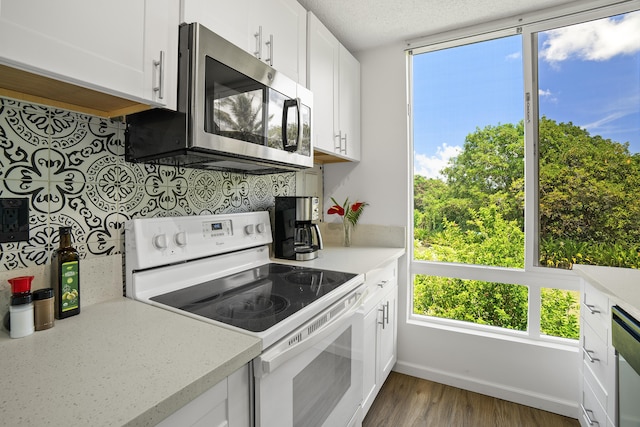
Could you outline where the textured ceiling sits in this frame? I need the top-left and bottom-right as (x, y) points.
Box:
(297, 0), (580, 52)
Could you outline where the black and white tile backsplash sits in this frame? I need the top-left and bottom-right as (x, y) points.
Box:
(0, 97), (295, 272)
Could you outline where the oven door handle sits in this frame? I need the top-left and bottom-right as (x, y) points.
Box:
(255, 289), (367, 378)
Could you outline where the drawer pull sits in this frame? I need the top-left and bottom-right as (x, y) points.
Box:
(582, 347), (600, 363)
(583, 303), (600, 315)
(580, 404), (599, 426)
(377, 280), (388, 288)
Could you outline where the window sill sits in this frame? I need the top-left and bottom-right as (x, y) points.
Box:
(407, 314), (579, 352)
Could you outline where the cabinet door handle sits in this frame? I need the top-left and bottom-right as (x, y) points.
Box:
(264, 34), (273, 66)
(582, 347), (600, 363)
(341, 133), (347, 154)
(334, 131), (342, 152)
(254, 26), (262, 59)
(580, 404), (599, 426)
(384, 301), (390, 325)
(583, 303), (600, 314)
(378, 306), (385, 329)
(153, 50), (165, 100)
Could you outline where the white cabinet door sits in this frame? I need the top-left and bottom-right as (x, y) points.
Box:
(157, 364), (250, 427)
(181, 0), (250, 52)
(144, 0), (179, 110)
(378, 284), (397, 381)
(251, 0), (307, 86)
(338, 45), (361, 161)
(307, 12), (360, 161)
(308, 12), (339, 154)
(0, 0), (178, 110)
(182, 0), (306, 85)
(360, 261), (398, 417)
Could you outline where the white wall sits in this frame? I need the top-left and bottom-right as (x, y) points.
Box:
(324, 42), (579, 418)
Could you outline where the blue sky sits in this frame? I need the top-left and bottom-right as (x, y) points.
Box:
(413, 11), (640, 178)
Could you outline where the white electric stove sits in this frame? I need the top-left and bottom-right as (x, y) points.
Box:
(125, 211), (366, 427)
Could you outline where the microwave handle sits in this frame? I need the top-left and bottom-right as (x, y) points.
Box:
(282, 98), (301, 152)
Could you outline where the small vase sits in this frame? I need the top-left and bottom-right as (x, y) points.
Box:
(343, 221), (352, 247)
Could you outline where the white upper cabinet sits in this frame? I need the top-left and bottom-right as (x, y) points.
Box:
(338, 44), (361, 161)
(181, 0), (250, 53)
(307, 12), (361, 162)
(181, 0), (307, 85)
(0, 0), (179, 113)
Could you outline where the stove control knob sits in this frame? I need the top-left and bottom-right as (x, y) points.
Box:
(152, 234), (168, 250)
(245, 224), (255, 235)
(256, 223), (265, 233)
(174, 231), (187, 247)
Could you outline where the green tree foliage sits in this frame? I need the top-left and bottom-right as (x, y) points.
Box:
(413, 118), (639, 339)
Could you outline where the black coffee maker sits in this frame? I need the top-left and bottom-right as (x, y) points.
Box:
(274, 196), (323, 261)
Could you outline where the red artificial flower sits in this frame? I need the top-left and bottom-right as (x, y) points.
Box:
(327, 197), (368, 226)
(351, 202), (364, 212)
(327, 205), (345, 216)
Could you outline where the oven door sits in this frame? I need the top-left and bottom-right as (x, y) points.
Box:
(612, 306), (640, 427)
(254, 290), (365, 427)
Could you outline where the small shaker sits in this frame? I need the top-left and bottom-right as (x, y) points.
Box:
(9, 293), (34, 338)
(33, 288), (55, 331)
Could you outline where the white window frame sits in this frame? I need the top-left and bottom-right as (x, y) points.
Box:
(407, 0), (640, 345)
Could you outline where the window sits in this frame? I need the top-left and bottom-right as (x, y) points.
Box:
(536, 12), (640, 270)
(410, 4), (639, 341)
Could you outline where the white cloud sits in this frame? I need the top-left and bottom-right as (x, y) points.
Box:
(540, 11), (640, 64)
(581, 111), (628, 134)
(538, 88), (558, 103)
(581, 94), (640, 136)
(506, 51), (521, 61)
(414, 143), (462, 179)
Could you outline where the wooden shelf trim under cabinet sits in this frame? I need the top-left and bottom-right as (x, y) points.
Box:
(0, 64), (151, 118)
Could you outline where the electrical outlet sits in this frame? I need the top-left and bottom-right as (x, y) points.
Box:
(0, 198), (29, 243)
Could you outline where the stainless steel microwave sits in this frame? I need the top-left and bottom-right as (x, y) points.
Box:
(125, 23), (313, 174)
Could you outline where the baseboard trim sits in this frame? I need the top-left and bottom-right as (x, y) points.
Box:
(393, 360), (579, 419)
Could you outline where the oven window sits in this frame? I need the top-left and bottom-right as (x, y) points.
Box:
(204, 56), (266, 145)
(293, 327), (352, 427)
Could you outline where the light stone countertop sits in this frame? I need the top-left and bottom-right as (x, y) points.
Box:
(273, 245), (406, 277)
(573, 264), (640, 321)
(0, 242), (405, 427)
(0, 297), (261, 427)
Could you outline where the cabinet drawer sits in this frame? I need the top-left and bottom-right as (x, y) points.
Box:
(581, 372), (607, 427)
(582, 320), (610, 385)
(362, 262), (397, 312)
(582, 281), (610, 342)
(583, 359), (610, 414)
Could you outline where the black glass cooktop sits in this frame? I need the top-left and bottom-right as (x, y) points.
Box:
(150, 263), (357, 332)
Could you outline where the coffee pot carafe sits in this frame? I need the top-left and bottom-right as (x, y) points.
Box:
(274, 197), (323, 261)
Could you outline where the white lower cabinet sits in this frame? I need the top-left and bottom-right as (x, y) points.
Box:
(157, 364), (250, 427)
(361, 261), (398, 416)
(579, 281), (616, 427)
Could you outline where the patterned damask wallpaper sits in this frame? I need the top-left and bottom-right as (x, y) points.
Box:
(0, 97), (296, 272)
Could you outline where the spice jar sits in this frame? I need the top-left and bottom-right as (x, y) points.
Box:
(33, 288), (55, 331)
(9, 293), (34, 338)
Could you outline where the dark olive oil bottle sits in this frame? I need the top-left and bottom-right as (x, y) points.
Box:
(52, 226), (80, 319)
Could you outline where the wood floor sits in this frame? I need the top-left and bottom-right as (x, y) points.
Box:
(363, 372), (580, 427)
